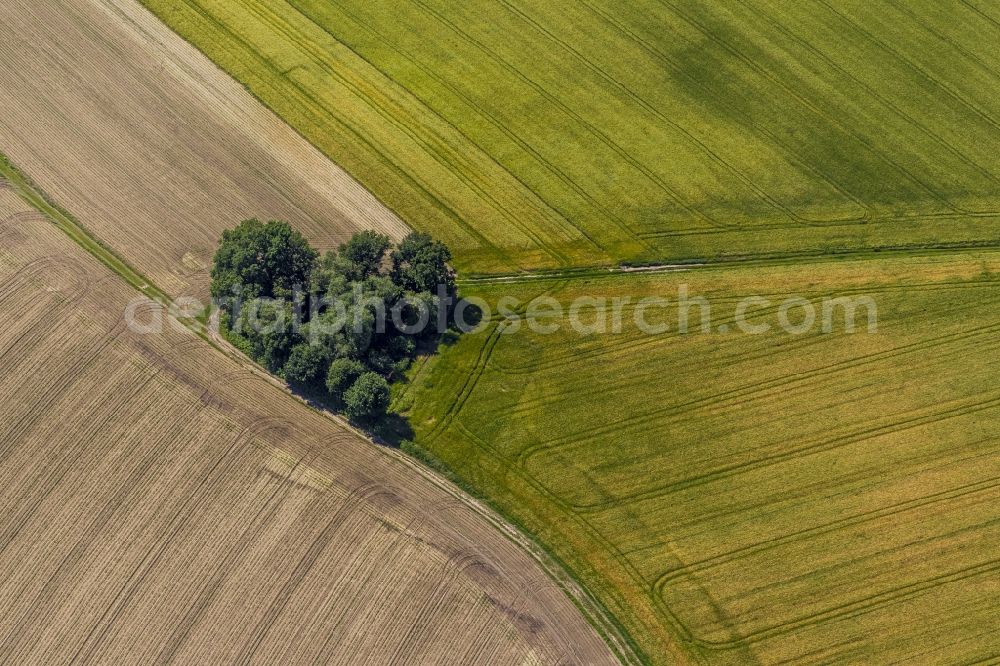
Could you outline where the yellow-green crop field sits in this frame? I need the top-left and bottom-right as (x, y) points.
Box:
(400, 252), (1000, 663)
(141, 0), (1000, 274)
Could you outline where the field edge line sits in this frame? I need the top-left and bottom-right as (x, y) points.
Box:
(0, 149), (642, 666)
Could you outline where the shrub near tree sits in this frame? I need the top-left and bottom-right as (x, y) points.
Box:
(211, 219), (456, 428)
(343, 373), (392, 422)
(325, 357), (367, 402)
(283, 342), (332, 389)
(391, 232), (456, 295)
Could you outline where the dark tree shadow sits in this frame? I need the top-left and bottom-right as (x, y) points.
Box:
(452, 300), (483, 335)
(287, 379), (414, 448)
(368, 413), (414, 448)
(278, 299), (476, 449)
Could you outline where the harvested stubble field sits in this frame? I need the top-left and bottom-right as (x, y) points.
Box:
(0, 0), (408, 299)
(0, 184), (618, 663)
(401, 254), (1000, 663)
(139, 0), (1000, 273)
(6, 0), (1000, 663)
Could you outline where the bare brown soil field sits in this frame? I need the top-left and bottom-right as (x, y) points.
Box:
(0, 0), (409, 299)
(0, 186), (618, 663)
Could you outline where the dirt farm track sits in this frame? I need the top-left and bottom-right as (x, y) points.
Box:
(0, 0), (621, 662)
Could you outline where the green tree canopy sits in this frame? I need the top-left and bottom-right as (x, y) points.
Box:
(283, 342), (332, 388)
(343, 372), (391, 421)
(391, 232), (455, 295)
(212, 224), (456, 429)
(231, 300), (300, 373)
(325, 357), (367, 401)
(211, 219), (317, 300)
(336, 230), (392, 282)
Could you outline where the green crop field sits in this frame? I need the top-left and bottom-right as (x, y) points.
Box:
(399, 252), (1000, 663)
(139, 0), (1000, 662)
(142, 0), (1000, 274)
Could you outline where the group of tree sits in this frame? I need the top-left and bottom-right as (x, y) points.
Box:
(210, 219), (455, 425)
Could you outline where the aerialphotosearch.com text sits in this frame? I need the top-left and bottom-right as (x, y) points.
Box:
(124, 284), (878, 338)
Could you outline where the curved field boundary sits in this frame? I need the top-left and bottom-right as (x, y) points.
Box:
(407, 247), (1000, 663)
(0, 146), (630, 663)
